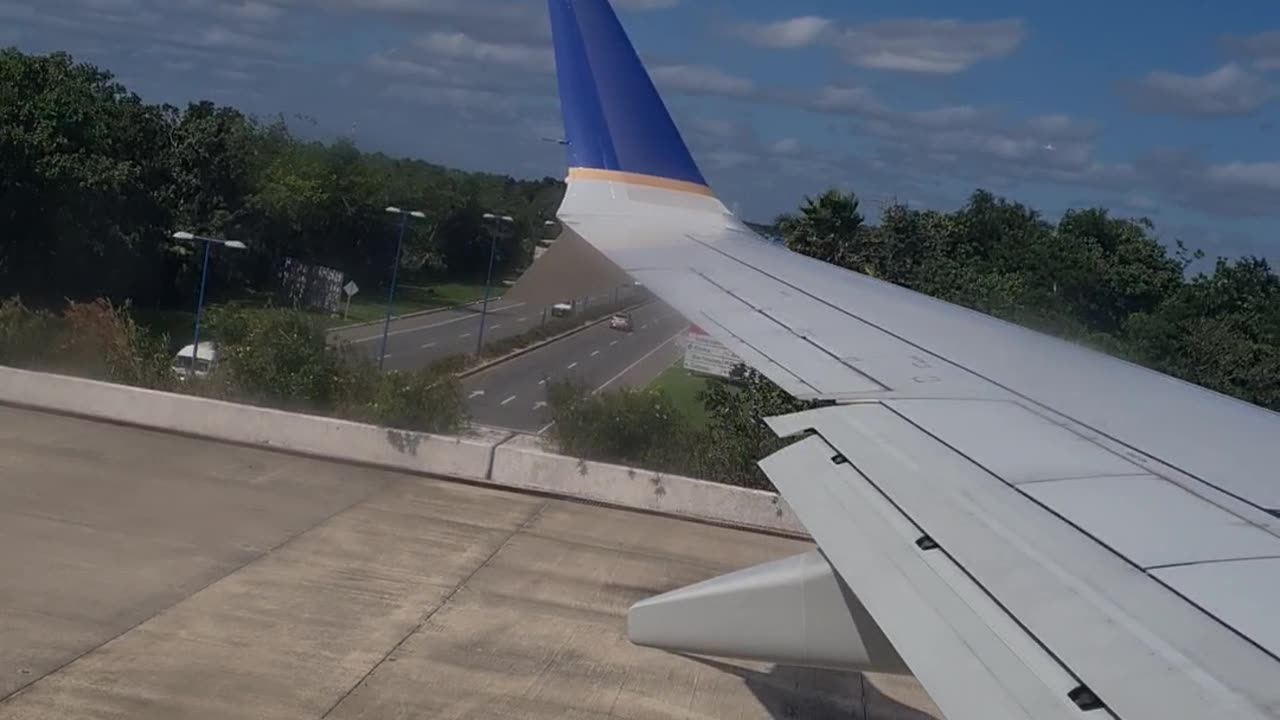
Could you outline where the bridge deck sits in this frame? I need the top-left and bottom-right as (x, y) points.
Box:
(0, 405), (937, 719)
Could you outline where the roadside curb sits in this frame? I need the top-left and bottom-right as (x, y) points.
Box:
(458, 301), (651, 379)
(326, 296), (505, 333)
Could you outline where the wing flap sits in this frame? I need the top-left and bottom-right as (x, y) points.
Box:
(767, 403), (1280, 720)
(758, 434), (1081, 720)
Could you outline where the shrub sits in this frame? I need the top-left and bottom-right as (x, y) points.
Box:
(545, 379), (704, 475)
(338, 360), (468, 434)
(0, 297), (171, 388)
(201, 306), (350, 411)
(0, 298), (57, 367)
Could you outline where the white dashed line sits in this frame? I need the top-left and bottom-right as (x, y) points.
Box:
(567, 362), (578, 369)
(500, 395), (517, 406)
(641, 324), (648, 330)
(610, 340), (618, 346)
(491, 324), (502, 330)
(348, 301), (525, 343)
(459, 332), (472, 338)
(421, 341), (436, 349)
(518, 316), (528, 322)
(594, 328), (685, 394)
(590, 350), (600, 357)
(538, 379), (547, 385)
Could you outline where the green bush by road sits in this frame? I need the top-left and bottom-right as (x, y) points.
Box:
(0, 298), (467, 434)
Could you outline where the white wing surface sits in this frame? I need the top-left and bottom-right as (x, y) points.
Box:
(546, 1), (1280, 718)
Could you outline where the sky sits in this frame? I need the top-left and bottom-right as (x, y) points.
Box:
(4, 0), (1280, 263)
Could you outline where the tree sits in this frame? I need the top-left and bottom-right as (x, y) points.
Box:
(777, 189), (864, 268)
(699, 366), (815, 490)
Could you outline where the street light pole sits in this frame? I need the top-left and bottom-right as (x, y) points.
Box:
(191, 239), (212, 380)
(171, 231), (247, 380)
(379, 206), (426, 371)
(476, 212), (513, 354)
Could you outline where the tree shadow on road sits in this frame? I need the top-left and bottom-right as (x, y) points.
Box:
(679, 654), (940, 720)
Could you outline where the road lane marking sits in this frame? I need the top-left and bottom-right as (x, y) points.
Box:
(501, 395), (516, 406)
(421, 342), (436, 349)
(641, 324), (648, 330)
(610, 340), (618, 346)
(594, 327), (686, 394)
(590, 350), (600, 357)
(538, 379), (547, 385)
(567, 362), (578, 369)
(459, 332), (471, 338)
(491, 324), (502, 330)
(468, 389), (485, 398)
(518, 317), (528, 322)
(533, 401), (548, 410)
(349, 301), (525, 342)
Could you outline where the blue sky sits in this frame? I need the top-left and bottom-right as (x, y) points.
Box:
(4, 0), (1280, 263)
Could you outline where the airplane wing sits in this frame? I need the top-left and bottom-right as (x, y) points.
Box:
(545, 1), (1280, 718)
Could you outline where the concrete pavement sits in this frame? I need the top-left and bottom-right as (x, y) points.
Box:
(462, 302), (689, 433)
(0, 404), (940, 719)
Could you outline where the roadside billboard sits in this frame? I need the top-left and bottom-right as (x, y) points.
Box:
(683, 324), (743, 380)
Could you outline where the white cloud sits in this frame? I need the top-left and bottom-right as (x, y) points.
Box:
(414, 30), (552, 70)
(367, 53), (448, 81)
(834, 18), (1025, 74)
(223, 1), (284, 22)
(1222, 30), (1280, 71)
(771, 137), (800, 154)
(651, 64), (755, 98)
(612, 0), (679, 11)
(1123, 63), (1275, 116)
(811, 85), (885, 114)
(733, 16), (832, 49)
(732, 14), (1025, 74)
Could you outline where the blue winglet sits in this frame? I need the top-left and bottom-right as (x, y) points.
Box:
(548, 0), (709, 190)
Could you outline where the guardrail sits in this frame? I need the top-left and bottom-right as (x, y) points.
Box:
(0, 366), (807, 537)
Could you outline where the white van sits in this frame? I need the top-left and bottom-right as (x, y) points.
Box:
(172, 342), (218, 380)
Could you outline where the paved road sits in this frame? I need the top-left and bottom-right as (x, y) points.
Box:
(463, 301), (689, 433)
(330, 300), (540, 371)
(0, 405), (940, 719)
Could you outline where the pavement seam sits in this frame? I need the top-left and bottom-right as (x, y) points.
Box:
(0, 469), (399, 708)
(317, 497), (551, 720)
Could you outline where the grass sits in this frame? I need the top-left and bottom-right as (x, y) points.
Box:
(648, 364), (711, 429)
(325, 282), (500, 328)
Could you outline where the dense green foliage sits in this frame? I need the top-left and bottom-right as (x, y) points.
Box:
(0, 297), (173, 387)
(546, 366), (811, 490)
(0, 48), (563, 312)
(777, 189), (1280, 411)
(0, 299), (466, 433)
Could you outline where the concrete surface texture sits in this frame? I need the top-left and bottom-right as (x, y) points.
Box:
(491, 433), (807, 535)
(463, 301), (688, 432)
(0, 405), (940, 719)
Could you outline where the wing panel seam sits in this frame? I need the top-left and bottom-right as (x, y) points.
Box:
(686, 232), (1277, 518)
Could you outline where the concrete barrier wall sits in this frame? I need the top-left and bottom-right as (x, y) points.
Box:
(0, 366), (807, 536)
(0, 367), (501, 481)
(490, 434), (807, 535)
